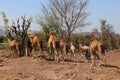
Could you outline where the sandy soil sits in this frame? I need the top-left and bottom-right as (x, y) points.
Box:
(0, 48), (120, 80)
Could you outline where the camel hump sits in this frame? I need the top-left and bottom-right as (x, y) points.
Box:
(90, 38), (99, 42)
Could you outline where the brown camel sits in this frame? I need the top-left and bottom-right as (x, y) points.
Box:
(26, 37), (33, 56)
(48, 32), (59, 61)
(89, 38), (106, 67)
(59, 39), (68, 61)
(6, 35), (21, 57)
(48, 32), (57, 49)
(29, 35), (43, 55)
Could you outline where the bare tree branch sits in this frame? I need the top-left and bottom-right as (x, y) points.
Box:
(37, 0), (89, 41)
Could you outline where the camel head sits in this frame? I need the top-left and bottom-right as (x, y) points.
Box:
(49, 32), (54, 36)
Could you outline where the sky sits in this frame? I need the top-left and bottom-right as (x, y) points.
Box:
(0, 0), (120, 33)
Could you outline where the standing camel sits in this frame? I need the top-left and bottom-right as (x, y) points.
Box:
(70, 42), (76, 61)
(79, 44), (90, 60)
(28, 35), (43, 56)
(6, 34), (21, 57)
(48, 32), (58, 61)
(26, 36), (32, 56)
(89, 38), (106, 67)
(59, 39), (68, 61)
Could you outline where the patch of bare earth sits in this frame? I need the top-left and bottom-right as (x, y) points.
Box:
(0, 48), (120, 80)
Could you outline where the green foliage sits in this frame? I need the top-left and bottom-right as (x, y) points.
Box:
(1, 12), (9, 26)
(100, 19), (120, 50)
(38, 12), (60, 34)
(0, 35), (7, 43)
(39, 32), (48, 41)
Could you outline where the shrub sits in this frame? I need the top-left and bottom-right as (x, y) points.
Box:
(0, 35), (7, 43)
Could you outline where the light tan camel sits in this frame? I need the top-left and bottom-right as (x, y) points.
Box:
(30, 35), (42, 51)
(70, 42), (76, 61)
(48, 32), (57, 49)
(79, 44), (89, 54)
(6, 35), (21, 57)
(48, 32), (59, 61)
(79, 44), (90, 60)
(26, 35), (43, 59)
(89, 38), (106, 67)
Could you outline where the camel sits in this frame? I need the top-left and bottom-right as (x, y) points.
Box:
(79, 44), (90, 60)
(48, 32), (59, 61)
(70, 42), (76, 61)
(89, 38), (106, 67)
(6, 34), (21, 57)
(59, 39), (68, 61)
(79, 44), (89, 55)
(48, 32), (57, 49)
(28, 35), (43, 56)
(26, 37), (33, 56)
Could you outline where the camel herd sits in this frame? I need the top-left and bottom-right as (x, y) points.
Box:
(6, 32), (106, 67)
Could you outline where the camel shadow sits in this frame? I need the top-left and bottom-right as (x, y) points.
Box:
(0, 59), (4, 67)
(0, 59), (3, 63)
(100, 64), (119, 69)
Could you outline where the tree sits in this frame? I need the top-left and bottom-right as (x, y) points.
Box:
(1, 13), (32, 56)
(100, 19), (118, 50)
(37, 12), (60, 34)
(100, 19), (106, 41)
(90, 28), (100, 39)
(37, 0), (89, 42)
(1, 12), (9, 32)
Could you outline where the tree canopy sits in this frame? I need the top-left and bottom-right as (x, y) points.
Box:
(37, 0), (89, 41)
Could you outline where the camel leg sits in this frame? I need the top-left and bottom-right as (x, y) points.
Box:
(53, 42), (58, 62)
(98, 54), (102, 66)
(69, 52), (72, 61)
(73, 52), (75, 62)
(98, 47), (105, 66)
(102, 49), (106, 66)
(26, 48), (27, 56)
(103, 56), (106, 65)
(90, 50), (95, 67)
(91, 55), (95, 67)
(16, 45), (20, 57)
(63, 49), (67, 61)
(54, 49), (58, 62)
(37, 41), (41, 52)
(99, 54), (106, 66)
(60, 49), (64, 61)
(81, 51), (85, 61)
(50, 47), (54, 60)
(71, 53), (73, 61)
(71, 51), (75, 62)
(31, 43), (35, 57)
(55, 49), (60, 63)
(10, 47), (13, 56)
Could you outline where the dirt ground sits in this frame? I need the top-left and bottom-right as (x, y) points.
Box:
(0, 47), (120, 80)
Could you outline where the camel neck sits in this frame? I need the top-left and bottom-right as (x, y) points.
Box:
(6, 36), (14, 43)
(7, 37), (12, 43)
